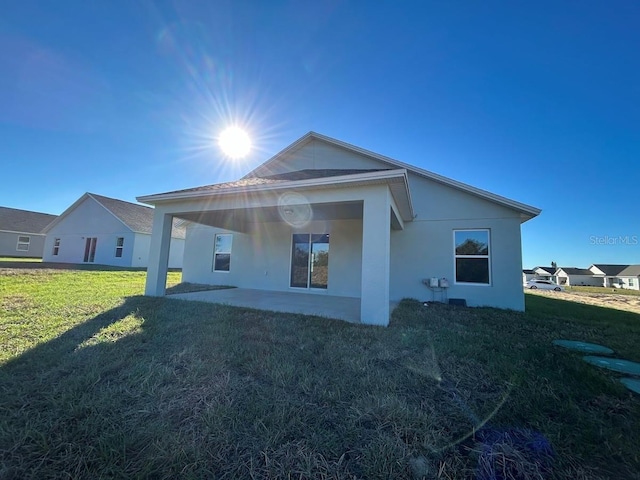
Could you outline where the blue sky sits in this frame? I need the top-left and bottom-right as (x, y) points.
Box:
(1, 1), (638, 268)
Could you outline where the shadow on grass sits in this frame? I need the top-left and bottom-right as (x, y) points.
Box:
(2, 295), (639, 479)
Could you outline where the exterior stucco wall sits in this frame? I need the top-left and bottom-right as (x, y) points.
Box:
(183, 219), (362, 297)
(387, 173), (525, 310)
(258, 139), (386, 174)
(556, 272), (600, 286)
(131, 233), (184, 269)
(618, 277), (639, 290)
(43, 198), (135, 266)
(0, 231), (46, 258)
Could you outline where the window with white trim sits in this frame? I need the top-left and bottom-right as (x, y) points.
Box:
(115, 237), (124, 257)
(630, 278), (635, 287)
(17, 236), (30, 251)
(213, 234), (232, 272)
(52, 238), (60, 256)
(454, 229), (491, 285)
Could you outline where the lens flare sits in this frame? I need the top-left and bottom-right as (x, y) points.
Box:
(278, 192), (313, 228)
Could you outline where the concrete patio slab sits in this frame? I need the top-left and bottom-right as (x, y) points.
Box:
(167, 288), (396, 324)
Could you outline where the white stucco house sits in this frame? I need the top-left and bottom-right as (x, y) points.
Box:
(42, 193), (185, 268)
(0, 206), (57, 258)
(555, 267), (601, 286)
(616, 265), (640, 290)
(589, 264), (640, 290)
(139, 132), (541, 325)
(532, 266), (558, 282)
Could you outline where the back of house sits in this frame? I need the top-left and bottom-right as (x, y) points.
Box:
(139, 132), (540, 324)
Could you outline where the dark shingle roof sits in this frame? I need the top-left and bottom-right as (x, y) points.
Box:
(90, 194), (185, 239)
(591, 264), (629, 276)
(154, 169), (390, 196)
(618, 265), (640, 277)
(558, 267), (594, 275)
(523, 269), (535, 274)
(536, 266), (558, 275)
(0, 206), (57, 234)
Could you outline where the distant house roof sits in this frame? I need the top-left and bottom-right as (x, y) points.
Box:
(618, 265), (640, 277)
(0, 206), (56, 234)
(558, 267), (594, 276)
(43, 193), (185, 239)
(591, 264), (629, 276)
(535, 266), (557, 275)
(523, 269), (535, 274)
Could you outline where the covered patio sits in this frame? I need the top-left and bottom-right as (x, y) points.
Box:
(167, 287), (400, 323)
(139, 169), (414, 326)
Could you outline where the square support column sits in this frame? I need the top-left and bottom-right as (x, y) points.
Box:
(360, 188), (391, 326)
(145, 210), (173, 296)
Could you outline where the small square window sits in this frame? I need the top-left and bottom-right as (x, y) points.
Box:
(17, 236), (30, 251)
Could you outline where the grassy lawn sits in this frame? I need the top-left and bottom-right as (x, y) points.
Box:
(0, 257), (42, 262)
(565, 285), (640, 297)
(1, 269), (639, 479)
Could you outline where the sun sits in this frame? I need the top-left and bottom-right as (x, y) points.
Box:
(218, 126), (251, 158)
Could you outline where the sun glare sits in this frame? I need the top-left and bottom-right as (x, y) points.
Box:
(218, 126), (251, 158)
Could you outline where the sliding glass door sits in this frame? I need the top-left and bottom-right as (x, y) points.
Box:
(290, 233), (329, 289)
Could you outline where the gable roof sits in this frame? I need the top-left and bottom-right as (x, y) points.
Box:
(43, 193), (185, 239)
(0, 206), (57, 234)
(535, 266), (557, 275)
(244, 132), (541, 222)
(557, 267), (593, 276)
(590, 264), (629, 276)
(618, 265), (640, 277)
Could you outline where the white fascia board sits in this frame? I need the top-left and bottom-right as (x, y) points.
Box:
(0, 229), (46, 236)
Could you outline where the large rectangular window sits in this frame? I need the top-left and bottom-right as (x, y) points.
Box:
(213, 234), (232, 272)
(115, 237), (124, 257)
(52, 238), (60, 256)
(17, 236), (30, 251)
(454, 229), (490, 285)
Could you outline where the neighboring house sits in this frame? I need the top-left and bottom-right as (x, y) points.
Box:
(0, 206), (57, 258)
(138, 132), (540, 326)
(533, 266), (558, 283)
(555, 267), (601, 286)
(42, 193), (185, 268)
(522, 269), (536, 284)
(588, 264), (630, 288)
(613, 265), (640, 290)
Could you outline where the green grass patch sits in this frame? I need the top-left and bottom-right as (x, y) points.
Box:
(1, 270), (639, 479)
(565, 285), (640, 296)
(0, 257), (42, 262)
